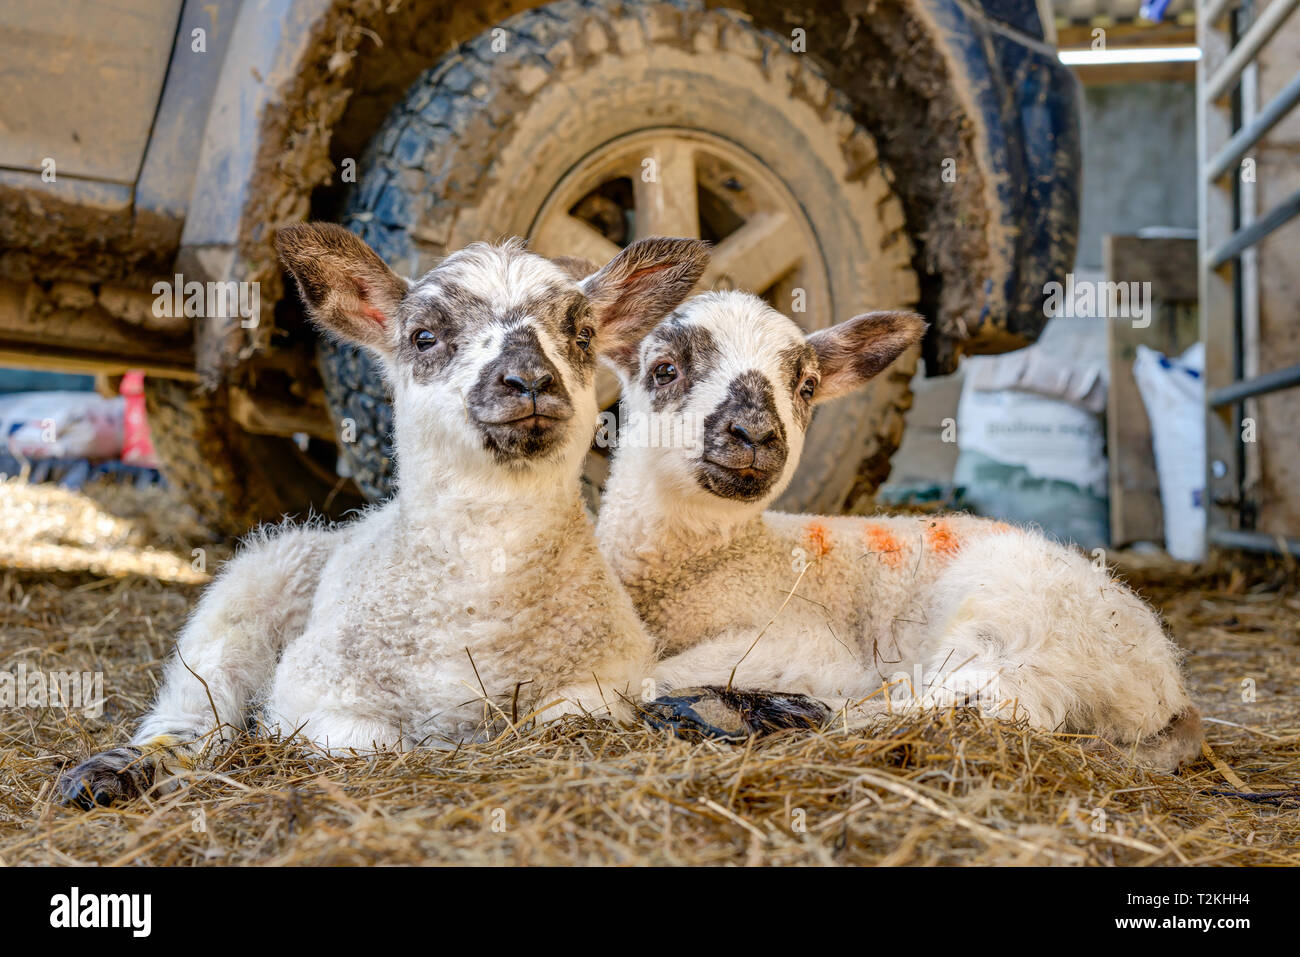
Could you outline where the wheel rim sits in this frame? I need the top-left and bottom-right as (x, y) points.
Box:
(529, 128), (833, 413)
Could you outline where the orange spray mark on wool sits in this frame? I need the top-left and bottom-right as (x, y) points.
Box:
(803, 521), (834, 559)
(863, 523), (904, 568)
(924, 519), (962, 559)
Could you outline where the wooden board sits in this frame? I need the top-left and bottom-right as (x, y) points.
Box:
(1105, 235), (1200, 546)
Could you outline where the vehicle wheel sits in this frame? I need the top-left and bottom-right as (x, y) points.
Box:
(144, 378), (357, 538)
(319, 0), (920, 513)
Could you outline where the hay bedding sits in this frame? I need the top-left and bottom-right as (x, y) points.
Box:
(0, 479), (1296, 866)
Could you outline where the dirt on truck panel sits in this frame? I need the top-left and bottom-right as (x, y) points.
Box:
(0, 0), (1070, 384)
(202, 0), (530, 381)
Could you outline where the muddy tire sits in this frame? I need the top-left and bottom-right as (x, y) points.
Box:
(320, 0), (920, 513)
(316, 341), (394, 504)
(144, 379), (353, 538)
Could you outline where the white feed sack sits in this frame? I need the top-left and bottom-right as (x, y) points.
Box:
(956, 358), (1109, 497)
(1133, 343), (1206, 562)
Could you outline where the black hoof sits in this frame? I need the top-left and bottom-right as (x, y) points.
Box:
(58, 748), (152, 809)
(642, 686), (831, 743)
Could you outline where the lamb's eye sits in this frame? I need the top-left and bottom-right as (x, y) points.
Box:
(412, 329), (436, 351)
(576, 326), (595, 352)
(653, 362), (678, 386)
(800, 377), (817, 400)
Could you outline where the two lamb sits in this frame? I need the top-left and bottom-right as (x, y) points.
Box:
(60, 229), (1199, 806)
(59, 224), (707, 806)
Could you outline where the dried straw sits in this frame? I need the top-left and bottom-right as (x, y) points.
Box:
(1, 480), (1296, 865)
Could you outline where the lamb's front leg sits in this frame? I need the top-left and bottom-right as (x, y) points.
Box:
(58, 524), (336, 807)
(640, 634), (833, 742)
(640, 686), (832, 741)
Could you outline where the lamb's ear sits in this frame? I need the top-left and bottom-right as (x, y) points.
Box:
(807, 311), (927, 404)
(275, 222), (408, 354)
(580, 237), (710, 372)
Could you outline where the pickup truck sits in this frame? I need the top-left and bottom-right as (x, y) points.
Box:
(0, 0), (1079, 532)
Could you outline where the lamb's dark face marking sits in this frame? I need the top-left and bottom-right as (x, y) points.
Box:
(391, 248), (595, 464)
(638, 316), (721, 413)
(614, 291), (925, 511)
(392, 290), (465, 381)
(276, 224), (710, 476)
(617, 293), (812, 506)
(695, 371), (788, 501)
(466, 325), (574, 460)
(779, 342), (819, 431)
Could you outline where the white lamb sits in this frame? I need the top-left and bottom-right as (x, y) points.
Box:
(59, 223), (709, 806)
(596, 291), (1202, 770)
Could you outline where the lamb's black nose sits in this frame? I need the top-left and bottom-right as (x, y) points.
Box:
(727, 422), (776, 448)
(502, 372), (554, 396)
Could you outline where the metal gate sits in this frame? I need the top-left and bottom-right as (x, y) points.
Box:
(1198, 0), (1300, 555)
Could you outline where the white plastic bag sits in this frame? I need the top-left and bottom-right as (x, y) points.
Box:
(2, 392), (124, 461)
(1133, 343), (1205, 561)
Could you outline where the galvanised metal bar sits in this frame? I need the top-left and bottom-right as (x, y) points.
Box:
(1209, 527), (1300, 557)
(1204, 0), (1300, 101)
(1199, 0), (1300, 556)
(1206, 71), (1300, 181)
(1210, 363), (1300, 406)
(1206, 185), (1300, 267)
(1198, 5), (1239, 556)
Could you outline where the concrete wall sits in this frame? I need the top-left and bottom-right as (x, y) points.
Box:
(1075, 81), (1198, 271)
